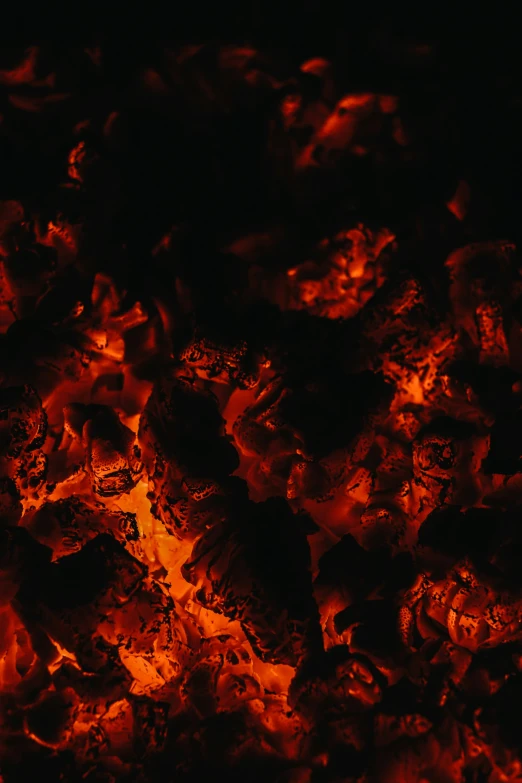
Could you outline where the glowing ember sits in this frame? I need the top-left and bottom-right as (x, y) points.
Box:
(1, 30), (522, 783)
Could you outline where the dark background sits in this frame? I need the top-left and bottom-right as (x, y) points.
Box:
(1, 10), (521, 265)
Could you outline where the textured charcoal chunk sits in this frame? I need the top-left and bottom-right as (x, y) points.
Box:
(179, 329), (262, 389)
(139, 375), (240, 539)
(182, 497), (323, 666)
(315, 533), (387, 600)
(290, 645), (385, 717)
(0, 476), (22, 525)
(132, 697), (170, 756)
(484, 411), (522, 475)
(0, 525), (51, 604)
(2, 30), (522, 783)
(22, 495), (139, 557)
(64, 404), (142, 496)
(445, 360), (520, 415)
(0, 385), (48, 497)
(287, 223), (395, 319)
(35, 533), (146, 611)
(233, 366), (392, 499)
(23, 687), (78, 748)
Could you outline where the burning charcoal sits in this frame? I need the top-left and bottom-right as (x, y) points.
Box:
(131, 696), (170, 757)
(182, 498), (322, 668)
(314, 534), (391, 639)
(398, 554), (522, 653)
(359, 483), (415, 552)
(286, 223), (396, 319)
(23, 686), (79, 749)
(0, 200), (25, 329)
(52, 655), (132, 706)
(3, 274), (148, 401)
(179, 329), (263, 389)
(335, 598), (402, 671)
(0, 476), (22, 525)
(97, 576), (199, 687)
(483, 409), (522, 476)
(273, 57), (333, 145)
(294, 92), (402, 172)
(17, 534), (147, 668)
(139, 374), (239, 539)
(4, 319), (93, 395)
(291, 646), (385, 717)
(180, 634), (262, 718)
(0, 212), (57, 323)
(440, 360), (520, 424)
(359, 276), (458, 410)
(233, 369), (391, 501)
(0, 385), (48, 499)
(446, 241), (517, 367)
(410, 417), (482, 523)
(358, 433), (416, 550)
(63, 404), (142, 496)
(0, 526), (51, 605)
(21, 495), (139, 558)
(416, 506), (522, 580)
(1, 27), (522, 783)
(289, 646), (383, 778)
(369, 714), (465, 783)
(160, 475), (248, 542)
(374, 711), (433, 748)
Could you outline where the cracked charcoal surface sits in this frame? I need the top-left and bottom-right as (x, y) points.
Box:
(2, 17), (522, 783)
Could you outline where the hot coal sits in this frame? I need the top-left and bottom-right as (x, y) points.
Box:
(1, 26), (522, 783)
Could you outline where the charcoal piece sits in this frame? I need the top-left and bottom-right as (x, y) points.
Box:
(97, 578), (185, 658)
(0, 224), (57, 323)
(398, 554), (522, 653)
(179, 634), (262, 719)
(0, 385), (47, 457)
(139, 375), (238, 474)
(162, 476), (248, 540)
(273, 369), (391, 459)
(286, 222), (395, 320)
(485, 672), (522, 751)
(484, 410), (522, 475)
(179, 329), (262, 389)
(131, 697), (170, 757)
(182, 497), (322, 667)
(446, 240), (516, 366)
(34, 533), (146, 611)
(290, 645), (385, 718)
(315, 534), (388, 600)
(444, 360), (520, 415)
(233, 367), (392, 501)
(139, 375), (240, 537)
(64, 404), (142, 496)
(356, 275), (455, 391)
(0, 476), (22, 525)
(0, 526), (51, 605)
(412, 417), (479, 509)
(22, 495), (139, 558)
(0, 199), (24, 232)
(3, 320), (92, 395)
(24, 687), (78, 748)
(335, 599), (400, 661)
(417, 506), (522, 578)
(3, 243), (57, 297)
(53, 658), (132, 704)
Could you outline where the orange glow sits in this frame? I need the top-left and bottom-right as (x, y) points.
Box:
(1, 40), (522, 783)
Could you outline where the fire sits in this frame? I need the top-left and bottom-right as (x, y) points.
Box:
(0, 37), (521, 783)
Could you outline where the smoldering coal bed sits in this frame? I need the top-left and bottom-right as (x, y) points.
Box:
(2, 27), (522, 783)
